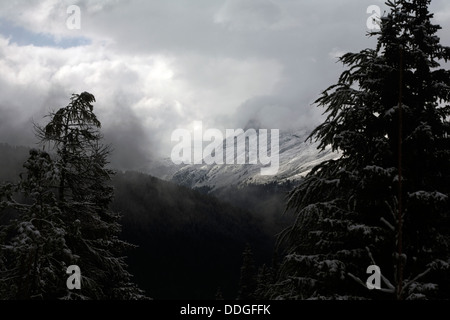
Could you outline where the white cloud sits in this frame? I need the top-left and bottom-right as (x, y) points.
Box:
(0, 0), (449, 169)
(0, 32), (282, 160)
(328, 47), (346, 60)
(214, 0), (283, 31)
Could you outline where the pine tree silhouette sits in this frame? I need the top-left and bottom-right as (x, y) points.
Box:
(0, 92), (148, 299)
(266, 0), (450, 300)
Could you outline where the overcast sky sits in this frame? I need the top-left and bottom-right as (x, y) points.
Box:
(1, 0), (449, 170)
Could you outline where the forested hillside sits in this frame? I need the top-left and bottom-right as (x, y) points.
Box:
(112, 171), (274, 299)
(0, 143), (276, 299)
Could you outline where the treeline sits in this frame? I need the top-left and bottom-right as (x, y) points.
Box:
(0, 142), (277, 299)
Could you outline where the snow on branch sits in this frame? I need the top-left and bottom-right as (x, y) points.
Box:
(380, 217), (395, 231)
(402, 268), (431, 294)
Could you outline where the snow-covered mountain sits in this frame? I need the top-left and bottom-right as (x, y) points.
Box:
(145, 129), (339, 192)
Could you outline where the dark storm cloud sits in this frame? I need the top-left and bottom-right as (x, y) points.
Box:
(0, 0), (449, 168)
(101, 109), (151, 171)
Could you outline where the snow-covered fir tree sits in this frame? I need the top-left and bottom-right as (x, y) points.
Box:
(266, 0), (450, 300)
(0, 92), (148, 299)
(0, 150), (72, 299)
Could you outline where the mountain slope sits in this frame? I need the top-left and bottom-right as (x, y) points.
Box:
(147, 129), (339, 192)
(111, 171), (274, 299)
(0, 144), (274, 299)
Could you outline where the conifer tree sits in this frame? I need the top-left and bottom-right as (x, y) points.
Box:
(254, 264), (275, 299)
(0, 150), (72, 299)
(0, 92), (147, 299)
(267, 0), (450, 300)
(237, 244), (257, 300)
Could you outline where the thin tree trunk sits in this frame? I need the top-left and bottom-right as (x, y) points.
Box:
(396, 45), (404, 300)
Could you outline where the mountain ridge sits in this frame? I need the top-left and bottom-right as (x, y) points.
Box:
(144, 129), (339, 192)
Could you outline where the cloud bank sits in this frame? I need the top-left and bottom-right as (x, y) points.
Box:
(0, 0), (449, 169)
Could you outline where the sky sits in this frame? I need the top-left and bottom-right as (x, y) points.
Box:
(0, 0), (449, 170)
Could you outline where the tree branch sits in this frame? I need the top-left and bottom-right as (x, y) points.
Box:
(380, 217), (395, 231)
(402, 268), (431, 294)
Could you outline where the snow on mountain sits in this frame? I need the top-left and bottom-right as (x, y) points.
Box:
(145, 129), (339, 191)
